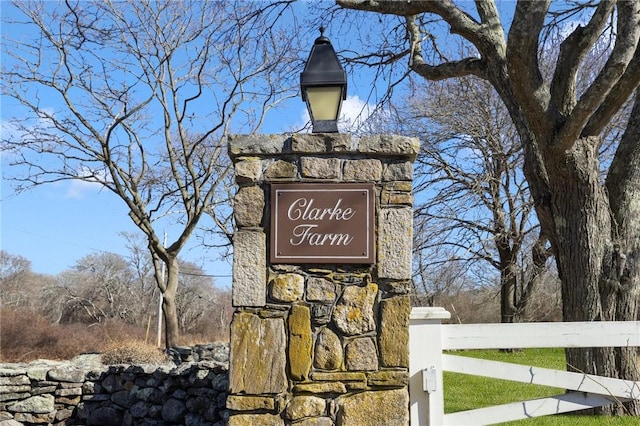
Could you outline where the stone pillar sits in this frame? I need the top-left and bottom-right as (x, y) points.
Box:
(227, 133), (419, 426)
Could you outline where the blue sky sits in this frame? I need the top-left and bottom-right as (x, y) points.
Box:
(0, 1), (382, 287)
(1, 100), (372, 289)
(0, 1), (537, 288)
(1, 107), (373, 286)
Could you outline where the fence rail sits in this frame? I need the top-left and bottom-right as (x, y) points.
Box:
(409, 307), (640, 425)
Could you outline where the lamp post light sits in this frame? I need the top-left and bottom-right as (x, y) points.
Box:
(300, 27), (347, 133)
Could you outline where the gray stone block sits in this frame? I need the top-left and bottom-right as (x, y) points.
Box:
(378, 207), (413, 280)
(232, 230), (266, 307)
(357, 134), (420, 160)
(227, 134), (287, 158)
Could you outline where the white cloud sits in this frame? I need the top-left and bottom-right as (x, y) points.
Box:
(65, 166), (109, 199)
(0, 120), (23, 160)
(1, 109), (61, 159)
(338, 95), (375, 133)
(0, 119), (19, 140)
(65, 180), (101, 199)
(295, 95), (376, 134)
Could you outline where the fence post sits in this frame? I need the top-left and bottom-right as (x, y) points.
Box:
(410, 307), (451, 426)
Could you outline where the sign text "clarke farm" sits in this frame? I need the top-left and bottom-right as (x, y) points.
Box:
(287, 198), (355, 247)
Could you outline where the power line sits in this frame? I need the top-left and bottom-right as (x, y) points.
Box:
(181, 271), (232, 278)
(5, 226), (233, 279)
(5, 226), (116, 255)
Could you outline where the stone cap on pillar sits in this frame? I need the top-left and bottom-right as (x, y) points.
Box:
(228, 133), (420, 161)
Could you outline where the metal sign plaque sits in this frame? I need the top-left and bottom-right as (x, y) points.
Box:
(270, 183), (375, 264)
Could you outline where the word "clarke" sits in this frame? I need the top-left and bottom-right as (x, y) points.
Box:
(287, 198), (355, 221)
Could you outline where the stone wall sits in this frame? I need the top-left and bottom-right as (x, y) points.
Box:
(228, 133), (419, 425)
(0, 343), (229, 426)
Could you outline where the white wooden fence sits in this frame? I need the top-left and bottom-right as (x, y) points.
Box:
(409, 307), (640, 425)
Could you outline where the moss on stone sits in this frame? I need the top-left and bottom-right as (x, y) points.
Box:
(379, 296), (410, 368)
(288, 305), (312, 381)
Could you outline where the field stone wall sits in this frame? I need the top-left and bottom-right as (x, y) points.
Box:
(0, 343), (229, 426)
(228, 133), (419, 426)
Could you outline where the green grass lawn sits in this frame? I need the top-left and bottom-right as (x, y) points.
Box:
(444, 348), (638, 425)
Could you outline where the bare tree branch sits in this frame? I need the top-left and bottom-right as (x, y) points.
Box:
(550, 1), (615, 115)
(506, 0), (551, 139)
(556, 1), (640, 151)
(584, 44), (640, 137)
(2, 0), (299, 347)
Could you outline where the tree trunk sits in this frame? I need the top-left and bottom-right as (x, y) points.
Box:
(545, 137), (608, 370)
(603, 91), (640, 415)
(500, 269), (521, 352)
(542, 134), (640, 415)
(514, 235), (550, 323)
(499, 251), (522, 352)
(162, 256), (181, 349)
(500, 264), (517, 324)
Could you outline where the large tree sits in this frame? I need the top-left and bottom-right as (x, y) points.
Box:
(397, 76), (550, 324)
(337, 0), (640, 414)
(1, 0), (299, 347)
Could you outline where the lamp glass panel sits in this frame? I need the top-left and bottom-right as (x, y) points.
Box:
(305, 86), (342, 121)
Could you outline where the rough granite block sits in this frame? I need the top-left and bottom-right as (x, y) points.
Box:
(232, 230), (266, 307)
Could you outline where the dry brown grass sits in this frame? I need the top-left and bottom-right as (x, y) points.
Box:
(1, 308), (152, 362)
(101, 340), (170, 364)
(1, 308), (229, 363)
(1, 309), (99, 362)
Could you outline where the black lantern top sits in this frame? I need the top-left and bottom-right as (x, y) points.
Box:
(300, 27), (347, 133)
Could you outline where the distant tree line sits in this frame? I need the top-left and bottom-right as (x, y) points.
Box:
(0, 246), (232, 344)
